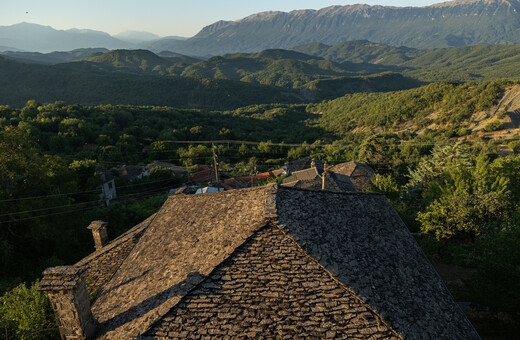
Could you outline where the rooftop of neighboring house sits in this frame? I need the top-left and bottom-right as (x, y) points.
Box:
(329, 161), (377, 191)
(189, 166), (216, 183)
(221, 177), (252, 190)
(119, 165), (145, 181)
(286, 157), (324, 173)
(282, 166), (357, 192)
(96, 167), (114, 185)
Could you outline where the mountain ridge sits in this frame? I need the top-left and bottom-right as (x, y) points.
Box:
(0, 22), (135, 52)
(144, 0), (520, 56)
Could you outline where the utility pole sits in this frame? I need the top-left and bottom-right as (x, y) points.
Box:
(212, 143), (220, 190)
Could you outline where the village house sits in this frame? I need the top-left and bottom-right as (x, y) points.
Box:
(285, 157), (324, 173)
(96, 167), (117, 206)
(38, 185), (479, 339)
(281, 164), (356, 192)
(189, 164), (217, 184)
(329, 161), (377, 191)
(119, 165), (146, 182)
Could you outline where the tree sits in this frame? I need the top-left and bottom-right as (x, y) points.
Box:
(238, 144), (249, 157)
(0, 280), (58, 339)
(370, 174), (400, 200)
(406, 143), (472, 195)
(149, 166), (174, 180)
(483, 120), (502, 132)
(358, 135), (390, 170)
(416, 157), (510, 240)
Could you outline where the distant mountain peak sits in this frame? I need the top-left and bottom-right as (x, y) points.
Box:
(239, 11), (286, 22)
(0, 22), (134, 52)
(114, 30), (161, 44)
(433, 0), (517, 7)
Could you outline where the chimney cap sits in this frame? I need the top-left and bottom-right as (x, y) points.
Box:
(38, 266), (85, 291)
(87, 220), (108, 230)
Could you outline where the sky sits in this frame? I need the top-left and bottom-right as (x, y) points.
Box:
(1, 1), (444, 38)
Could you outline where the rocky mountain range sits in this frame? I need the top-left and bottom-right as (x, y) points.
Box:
(144, 0), (520, 56)
(2, 1), (520, 56)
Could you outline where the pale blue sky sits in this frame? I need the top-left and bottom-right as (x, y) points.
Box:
(1, 1), (444, 37)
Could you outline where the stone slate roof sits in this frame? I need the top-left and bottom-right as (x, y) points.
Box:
(96, 167), (114, 185)
(74, 214), (155, 289)
(286, 157), (324, 173)
(120, 165), (145, 181)
(330, 161), (376, 191)
(145, 224), (399, 339)
(39, 266), (86, 291)
(282, 167), (357, 192)
(282, 167), (322, 184)
(221, 177), (252, 190)
(86, 185), (478, 339)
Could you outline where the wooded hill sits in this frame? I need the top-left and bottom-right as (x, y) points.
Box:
(0, 56), (300, 109)
(6, 40), (520, 110)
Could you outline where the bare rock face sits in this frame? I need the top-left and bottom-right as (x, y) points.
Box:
(145, 0), (520, 56)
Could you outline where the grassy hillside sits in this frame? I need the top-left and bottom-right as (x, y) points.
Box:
(311, 80), (507, 135)
(302, 72), (422, 100)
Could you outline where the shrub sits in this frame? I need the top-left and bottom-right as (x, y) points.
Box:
(0, 280), (58, 339)
(483, 120), (503, 132)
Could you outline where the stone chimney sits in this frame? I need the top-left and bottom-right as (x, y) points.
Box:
(311, 158), (316, 168)
(87, 221), (108, 250)
(322, 169), (330, 191)
(38, 266), (97, 340)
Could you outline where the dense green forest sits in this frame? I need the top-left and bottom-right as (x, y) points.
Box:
(2, 42), (520, 339)
(6, 41), (520, 110)
(0, 56), (300, 109)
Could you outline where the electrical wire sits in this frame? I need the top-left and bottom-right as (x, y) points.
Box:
(0, 177), (180, 203)
(0, 186), (173, 223)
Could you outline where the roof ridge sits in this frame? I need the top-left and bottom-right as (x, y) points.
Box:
(278, 184), (383, 196)
(93, 204), (170, 298)
(263, 183), (278, 219)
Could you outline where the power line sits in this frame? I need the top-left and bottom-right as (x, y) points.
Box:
(0, 203), (100, 223)
(0, 186), (172, 223)
(0, 177), (179, 203)
(0, 189), (99, 203)
(0, 199), (100, 217)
